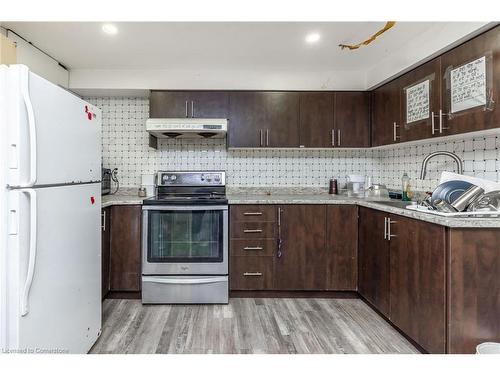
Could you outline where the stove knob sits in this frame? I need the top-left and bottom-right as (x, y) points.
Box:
(170, 175), (177, 181)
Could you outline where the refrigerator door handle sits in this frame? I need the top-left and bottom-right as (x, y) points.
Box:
(19, 188), (37, 316)
(20, 68), (37, 187)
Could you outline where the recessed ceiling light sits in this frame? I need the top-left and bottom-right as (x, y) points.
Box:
(102, 24), (118, 35)
(305, 33), (321, 44)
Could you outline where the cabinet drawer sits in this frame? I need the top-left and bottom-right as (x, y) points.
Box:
(230, 205), (276, 222)
(230, 221), (276, 239)
(230, 239), (275, 257)
(230, 256), (274, 290)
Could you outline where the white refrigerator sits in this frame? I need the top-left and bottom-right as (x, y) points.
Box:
(0, 65), (102, 354)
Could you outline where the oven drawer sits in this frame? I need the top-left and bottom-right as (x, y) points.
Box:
(230, 205), (276, 222)
(230, 239), (275, 257)
(142, 276), (229, 304)
(230, 221), (276, 239)
(230, 256), (274, 290)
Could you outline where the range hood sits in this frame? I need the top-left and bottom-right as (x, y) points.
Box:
(146, 118), (228, 139)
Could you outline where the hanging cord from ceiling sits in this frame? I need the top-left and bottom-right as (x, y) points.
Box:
(1, 26), (68, 70)
(339, 21), (396, 50)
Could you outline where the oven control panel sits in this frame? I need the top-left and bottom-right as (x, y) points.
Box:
(157, 171), (225, 186)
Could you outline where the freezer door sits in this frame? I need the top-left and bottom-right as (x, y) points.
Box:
(4, 183), (101, 354)
(4, 65), (101, 187)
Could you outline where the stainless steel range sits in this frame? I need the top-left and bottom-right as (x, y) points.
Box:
(141, 171), (228, 304)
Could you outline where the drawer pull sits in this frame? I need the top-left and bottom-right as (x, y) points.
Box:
(243, 272), (263, 277)
(243, 212), (263, 216)
(243, 246), (263, 251)
(243, 229), (262, 233)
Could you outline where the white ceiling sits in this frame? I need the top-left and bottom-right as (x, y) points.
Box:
(1, 22), (451, 70)
(0, 22), (491, 92)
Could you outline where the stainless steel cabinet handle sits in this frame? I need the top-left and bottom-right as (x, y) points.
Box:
(387, 219), (397, 240)
(243, 212), (262, 216)
(259, 129), (263, 146)
(266, 129), (269, 146)
(102, 210), (106, 231)
(383, 217), (387, 240)
(185, 101), (188, 117)
(439, 109), (449, 133)
(331, 129), (335, 146)
(338, 129), (341, 146)
(243, 229), (262, 233)
(243, 246), (263, 251)
(431, 111), (435, 135)
(191, 101), (195, 118)
(243, 272), (262, 277)
(393, 122), (400, 141)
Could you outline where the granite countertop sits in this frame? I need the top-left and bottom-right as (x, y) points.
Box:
(101, 187), (500, 228)
(101, 194), (146, 208)
(227, 192), (500, 228)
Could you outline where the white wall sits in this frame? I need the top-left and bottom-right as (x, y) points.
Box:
(6, 31), (69, 87)
(366, 22), (492, 88)
(71, 68), (367, 92)
(71, 23), (492, 93)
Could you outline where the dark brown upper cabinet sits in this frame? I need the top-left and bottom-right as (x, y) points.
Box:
(440, 25), (500, 135)
(228, 92), (267, 147)
(335, 92), (371, 147)
(371, 78), (402, 147)
(298, 92), (334, 148)
(228, 92), (300, 148)
(149, 90), (228, 119)
(400, 58), (442, 142)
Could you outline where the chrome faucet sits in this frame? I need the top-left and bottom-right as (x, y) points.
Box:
(420, 151), (463, 180)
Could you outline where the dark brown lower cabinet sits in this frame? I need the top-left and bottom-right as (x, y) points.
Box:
(389, 215), (446, 354)
(358, 207), (390, 316)
(230, 256), (274, 290)
(448, 228), (500, 353)
(326, 205), (358, 290)
(109, 205), (142, 292)
(275, 205), (327, 290)
(101, 207), (111, 299)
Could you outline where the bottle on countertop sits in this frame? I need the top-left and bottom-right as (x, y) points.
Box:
(329, 179), (338, 195)
(401, 172), (412, 201)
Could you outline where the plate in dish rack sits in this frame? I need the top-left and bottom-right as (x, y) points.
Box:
(431, 180), (473, 204)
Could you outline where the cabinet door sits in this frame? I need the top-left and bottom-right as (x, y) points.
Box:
(275, 205), (327, 290)
(326, 205), (358, 290)
(299, 92), (334, 148)
(265, 92), (300, 147)
(190, 91), (229, 118)
(400, 58), (442, 142)
(371, 79), (401, 146)
(228, 92), (266, 147)
(101, 207), (111, 299)
(448, 229), (500, 354)
(335, 92), (370, 147)
(389, 215), (446, 354)
(149, 91), (191, 118)
(358, 207), (390, 316)
(109, 205), (142, 292)
(441, 26), (500, 135)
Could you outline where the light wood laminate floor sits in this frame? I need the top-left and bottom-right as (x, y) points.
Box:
(90, 298), (419, 354)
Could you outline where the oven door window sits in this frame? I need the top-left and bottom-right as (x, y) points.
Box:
(148, 209), (223, 263)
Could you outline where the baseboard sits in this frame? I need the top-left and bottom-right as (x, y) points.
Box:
(357, 294), (427, 354)
(230, 290), (359, 298)
(106, 291), (142, 300)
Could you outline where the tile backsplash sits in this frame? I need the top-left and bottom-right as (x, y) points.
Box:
(89, 97), (500, 193)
